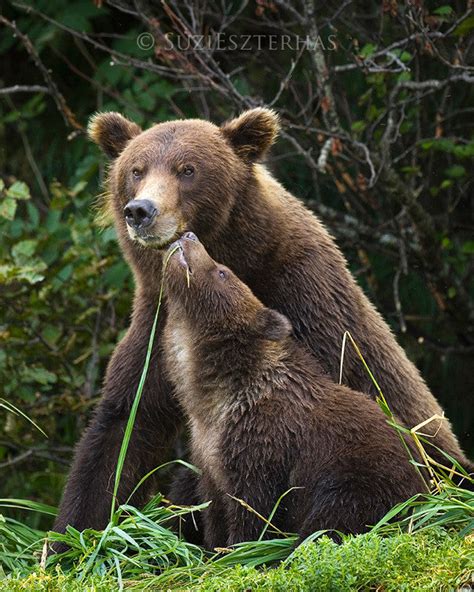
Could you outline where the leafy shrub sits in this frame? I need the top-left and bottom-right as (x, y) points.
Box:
(0, 177), (132, 510)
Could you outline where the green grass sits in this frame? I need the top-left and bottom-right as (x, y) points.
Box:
(0, 483), (472, 591)
(0, 527), (472, 591)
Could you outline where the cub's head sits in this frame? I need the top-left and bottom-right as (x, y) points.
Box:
(89, 108), (279, 251)
(165, 232), (291, 342)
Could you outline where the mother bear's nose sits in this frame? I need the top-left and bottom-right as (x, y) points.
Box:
(124, 199), (157, 229)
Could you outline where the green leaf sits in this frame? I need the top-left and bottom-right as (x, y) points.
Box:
(461, 241), (474, 255)
(0, 198), (17, 220)
(445, 165), (466, 179)
(420, 138), (456, 154)
(400, 51), (411, 63)
(71, 180), (88, 196)
(441, 237), (452, 250)
(454, 142), (474, 158)
(400, 166), (420, 175)
(27, 202), (40, 227)
(20, 271), (45, 284)
(6, 181), (30, 200)
(0, 264), (14, 282)
(433, 6), (453, 16)
(45, 210), (62, 232)
(56, 264), (74, 283)
(41, 325), (62, 346)
(56, 1), (105, 33)
(22, 366), (57, 386)
(103, 262), (130, 288)
(359, 43), (376, 58)
(440, 179), (452, 189)
(351, 121), (366, 133)
(0, 259), (47, 285)
(453, 15), (474, 36)
(397, 71), (412, 84)
(12, 239), (38, 262)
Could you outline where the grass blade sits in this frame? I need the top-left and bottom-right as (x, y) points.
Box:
(110, 246), (179, 521)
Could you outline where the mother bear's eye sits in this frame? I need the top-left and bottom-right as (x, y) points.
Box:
(218, 269), (227, 280)
(132, 168), (142, 180)
(181, 165), (195, 178)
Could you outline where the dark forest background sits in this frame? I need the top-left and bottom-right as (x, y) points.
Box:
(0, 0), (473, 523)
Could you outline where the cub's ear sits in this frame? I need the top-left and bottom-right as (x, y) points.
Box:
(256, 308), (292, 341)
(88, 112), (142, 158)
(221, 108), (280, 163)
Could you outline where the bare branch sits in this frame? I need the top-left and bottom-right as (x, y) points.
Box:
(0, 84), (49, 95)
(396, 74), (474, 91)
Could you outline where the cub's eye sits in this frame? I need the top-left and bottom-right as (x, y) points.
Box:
(132, 169), (142, 180)
(218, 269), (227, 280)
(181, 165), (195, 178)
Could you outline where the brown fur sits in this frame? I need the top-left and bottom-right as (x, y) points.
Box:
(53, 108), (471, 543)
(163, 235), (425, 547)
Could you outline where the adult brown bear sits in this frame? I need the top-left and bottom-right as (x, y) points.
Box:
(163, 232), (425, 548)
(53, 108), (471, 539)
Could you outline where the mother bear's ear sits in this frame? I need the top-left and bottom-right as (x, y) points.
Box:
(88, 112), (142, 158)
(221, 108), (280, 163)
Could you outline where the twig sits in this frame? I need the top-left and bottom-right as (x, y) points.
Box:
(268, 46), (305, 108)
(396, 74), (474, 92)
(316, 137), (333, 173)
(351, 141), (377, 188)
(0, 84), (49, 95)
(0, 15), (83, 130)
(393, 268), (407, 334)
(0, 449), (33, 469)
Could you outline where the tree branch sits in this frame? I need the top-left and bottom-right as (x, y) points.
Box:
(0, 84), (50, 95)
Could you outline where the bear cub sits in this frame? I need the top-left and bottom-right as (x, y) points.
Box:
(163, 233), (425, 548)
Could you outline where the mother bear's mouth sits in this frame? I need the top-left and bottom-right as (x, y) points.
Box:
(136, 234), (177, 249)
(127, 225), (183, 250)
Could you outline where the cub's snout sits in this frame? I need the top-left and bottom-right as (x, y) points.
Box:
(181, 231), (198, 242)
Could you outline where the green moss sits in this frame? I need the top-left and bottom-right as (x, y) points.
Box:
(148, 530), (472, 592)
(0, 571), (116, 592)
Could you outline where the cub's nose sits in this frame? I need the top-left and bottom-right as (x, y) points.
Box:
(182, 231), (198, 242)
(124, 199), (157, 229)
